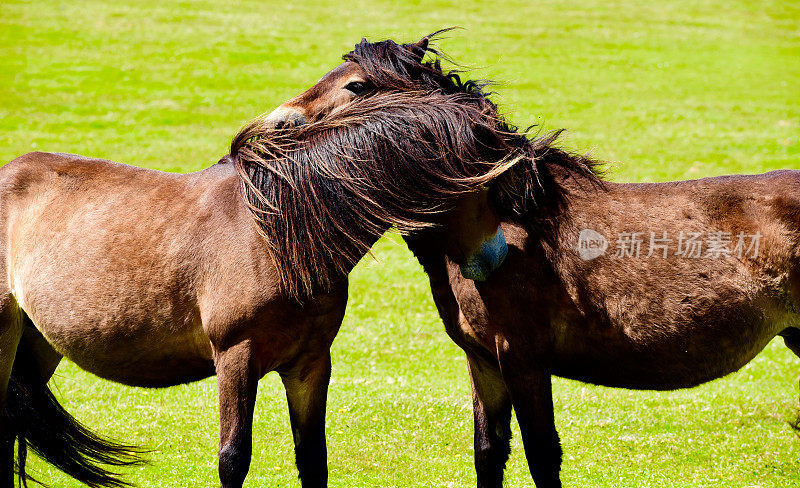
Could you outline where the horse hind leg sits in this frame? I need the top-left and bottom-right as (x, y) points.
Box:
(0, 296), (24, 488)
(7, 312), (145, 487)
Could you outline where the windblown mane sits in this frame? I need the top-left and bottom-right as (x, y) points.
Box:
(344, 28), (488, 95)
(231, 33), (604, 298)
(231, 92), (521, 299)
(344, 31), (605, 234)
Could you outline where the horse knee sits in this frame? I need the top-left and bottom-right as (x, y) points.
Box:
(294, 439), (326, 483)
(218, 440), (251, 488)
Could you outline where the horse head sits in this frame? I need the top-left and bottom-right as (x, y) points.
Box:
(260, 32), (510, 283)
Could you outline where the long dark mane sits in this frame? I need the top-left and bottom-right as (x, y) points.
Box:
(231, 33), (604, 298)
(344, 28), (488, 95)
(344, 31), (605, 233)
(231, 92), (520, 298)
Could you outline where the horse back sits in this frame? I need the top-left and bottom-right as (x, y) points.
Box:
(545, 169), (800, 386)
(434, 169), (800, 390)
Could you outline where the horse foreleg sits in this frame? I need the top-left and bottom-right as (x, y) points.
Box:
(215, 340), (259, 488)
(467, 353), (511, 488)
(497, 345), (562, 488)
(779, 327), (800, 434)
(280, 353), (331, 488)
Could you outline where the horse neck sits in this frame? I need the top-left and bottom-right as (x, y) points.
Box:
(404, 228), (446, 268)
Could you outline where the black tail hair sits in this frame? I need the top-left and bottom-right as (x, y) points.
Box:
(3, 343), (147, 488)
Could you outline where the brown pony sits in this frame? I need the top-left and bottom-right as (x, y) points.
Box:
(0, 87), (516, 487)
(268, 33), (800, 487)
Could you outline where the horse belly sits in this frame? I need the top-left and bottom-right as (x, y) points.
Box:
(551, 312), (786, 390)
(34, 312), (215, 387)
(14, 269), (215, 387)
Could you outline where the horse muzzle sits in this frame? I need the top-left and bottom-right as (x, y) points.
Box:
(263, 106), (308, 129)
(459, 226), (508, 281)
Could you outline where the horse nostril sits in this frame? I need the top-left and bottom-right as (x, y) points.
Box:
(270, 113), (305, 130)
(288, 113), (307, 127)
(264, 107), (307, 130)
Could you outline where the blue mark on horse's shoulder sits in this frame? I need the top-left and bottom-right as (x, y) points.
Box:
(459, 226), (508, 281)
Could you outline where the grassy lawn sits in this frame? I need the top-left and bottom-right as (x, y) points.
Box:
(1, 0), (799, 486)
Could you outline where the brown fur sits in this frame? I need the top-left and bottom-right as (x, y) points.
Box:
(0, 82), (517, 487)
(269, 32), (800, 488)
(409, 164), (800, 488)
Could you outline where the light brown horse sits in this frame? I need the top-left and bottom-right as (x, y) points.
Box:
(0, 84), (514, 486)
(269, 33), (800, 487)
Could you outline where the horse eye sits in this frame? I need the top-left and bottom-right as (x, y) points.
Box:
(343, 81), (368, 95)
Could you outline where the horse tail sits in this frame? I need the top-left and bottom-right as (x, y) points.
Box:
(4, 342), (146, 488)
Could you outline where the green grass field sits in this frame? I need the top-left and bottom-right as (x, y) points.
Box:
(1, 0), (799, 486)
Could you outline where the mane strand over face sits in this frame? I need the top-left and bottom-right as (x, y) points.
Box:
(230, 91), (522, 299)
(343, 32), (606, 238)
(231, 33), (605, 298)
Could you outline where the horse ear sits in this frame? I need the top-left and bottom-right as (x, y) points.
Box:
(406, 37), (429, 61)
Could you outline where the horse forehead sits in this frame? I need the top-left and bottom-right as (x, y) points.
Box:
(317, 61), (363, 85)
(289, 62), (362, 105)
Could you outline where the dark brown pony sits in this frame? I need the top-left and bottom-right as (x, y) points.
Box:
(269, 33), (800, 488)
(0, 87), (516, 487)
